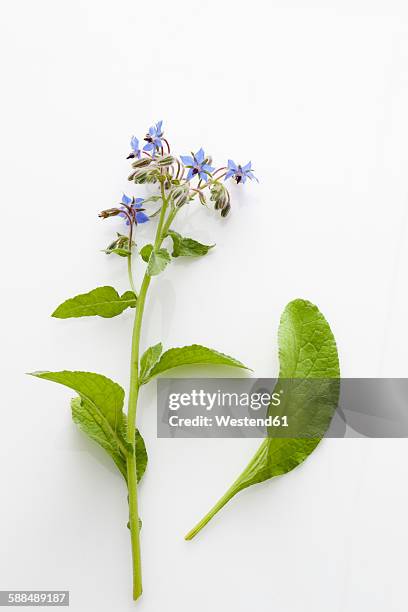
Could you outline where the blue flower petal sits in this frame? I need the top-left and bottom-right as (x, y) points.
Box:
(195, 148), (205, 164)
(131, 136), (139, 151)
(186, 168), (195, 181)
(227, 159), (237, 170)
(199, 171), (209, 182)
(242, 161), (252, 172)
(224, 169), (235, 180)
(202, 164), (214, 174)
(149, 126), (155, 136)
(181, 155), (194, 166)
(134, 198), (144, 205)
(122, 193), (132, 205)
(143, 142), (154, 151)
(136, 211), (149, 224)
(156, 120), (163, 134)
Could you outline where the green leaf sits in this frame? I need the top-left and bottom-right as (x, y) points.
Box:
(140, 342), (163, 384)
(105, 247), (131, 258)
(140, 244), (153, 263)
(72, 397), (147, 482)
(52, 286), (137, 319)
(71, 396), (126, 478)
(185, 299), (340, 539)
(30, 370), (127, 451)
(31, 371), (148, 483)
(134, 430), (148, 482)
(147, 248), (171, 276)
(145, 344), (250, 383)
(167, 230), (214, 258)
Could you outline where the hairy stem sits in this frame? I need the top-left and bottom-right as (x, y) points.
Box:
(126, 273), (150, 600)
(127, 218), (137, 298)
(126, 179), (172, 600)
(127, 254), (137, 296)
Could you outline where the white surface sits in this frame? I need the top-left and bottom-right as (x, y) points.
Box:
(1, 1), (408, 611)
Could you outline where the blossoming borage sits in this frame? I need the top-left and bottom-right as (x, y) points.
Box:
(32, 120), (257, 602)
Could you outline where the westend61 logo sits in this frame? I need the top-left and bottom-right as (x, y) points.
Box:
(157, 379), (295, 437)
(168, 389), (282, 411)
(167, 388), (287, 430)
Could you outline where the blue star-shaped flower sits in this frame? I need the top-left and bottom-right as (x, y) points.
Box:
(127, 136), (142, 160)
(119, 194), (149, 225)
(224, 160), (258, 184)
(180, 148), (215, 182)
(143, 120), (164, 155)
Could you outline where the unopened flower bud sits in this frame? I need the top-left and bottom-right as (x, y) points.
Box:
(145, 169), (160, 184)
(129, 169), (148, 183)
(169, 184), (189, 208)
(98, 208), (120, 219)
(132, 168), (160, 184)
(220, 203), (231, 217)
(131, 157), (152, 169)
(210, 182), (229, 210)
(156, 155), (175, 167)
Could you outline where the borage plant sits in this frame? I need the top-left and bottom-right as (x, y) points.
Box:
(31, 121), (257, 601)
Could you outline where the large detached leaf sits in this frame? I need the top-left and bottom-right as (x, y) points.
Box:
(52, 286), (136, 319)
(144, 344), (249, 383)
(278, 299), (340, 378)
(185, 299), (340, 539)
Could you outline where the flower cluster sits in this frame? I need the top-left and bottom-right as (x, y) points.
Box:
(99, 120), (257, 238)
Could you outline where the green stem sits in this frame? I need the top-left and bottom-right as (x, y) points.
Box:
(126, 179), (174, 600)
(184, 440), (269, 540)
(127, 254), (137, 297)
(161, 206), (177, 237)
(154, 181), (169, 249)
(184, 483), (240, 541)
(126, 273), (150, 600)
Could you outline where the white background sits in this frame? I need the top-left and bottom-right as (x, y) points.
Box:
(1, 1), (408, 611)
